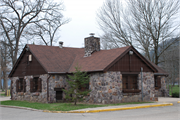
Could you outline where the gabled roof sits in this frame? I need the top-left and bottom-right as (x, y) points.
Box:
(27, 44), (84, 73)
(9, 44), (168, 77)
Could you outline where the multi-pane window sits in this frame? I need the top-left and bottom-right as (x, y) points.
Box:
(154, 76), (161, 90)
(30, 77), (42, 92)
(122, 74), (140, 93)
(16, 78), (26, 92)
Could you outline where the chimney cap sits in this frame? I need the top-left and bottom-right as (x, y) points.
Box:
(59, 41), (63, 48)
(89, 33), (95, 37)
(59, 41), (63, 44)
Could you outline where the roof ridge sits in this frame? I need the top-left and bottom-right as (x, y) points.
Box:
(27, 44), (84, 49)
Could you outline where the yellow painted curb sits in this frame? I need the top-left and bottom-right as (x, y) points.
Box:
(177, 101), (180, 103)
(42, 103), (173, 113)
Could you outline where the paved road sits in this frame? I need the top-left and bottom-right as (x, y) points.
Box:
(1, 103), (180, 120)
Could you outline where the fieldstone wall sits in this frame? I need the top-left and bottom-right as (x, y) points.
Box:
(87, 71), (123, 104)
(137, 72), (157, 101)
(48, 75), (68, 103)
(11, 74), (48, 103)
(10, 72), (168, 104)
(87, 72), (158, 104)
(155, 76), (168, 97)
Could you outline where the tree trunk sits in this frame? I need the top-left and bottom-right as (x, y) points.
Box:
(0, 47), (2, 90)
(3, 70), (8, 95)
(170, 84), (173, 97)
(74, 99), (77, 105)
(0, 68), (2, 90)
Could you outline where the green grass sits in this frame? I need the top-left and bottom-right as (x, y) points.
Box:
(0, 100), (152, 111)
(0, 91), (11, 97)
(0, 93), (6, 96)
(169, 85), (179, 95)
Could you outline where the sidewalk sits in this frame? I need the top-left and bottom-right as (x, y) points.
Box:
(0, 96), (11, 101)
(0, 89), (11, 101)
(158, 97), (180, 103)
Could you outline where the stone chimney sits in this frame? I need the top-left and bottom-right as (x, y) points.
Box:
(84, 33), (100, 57)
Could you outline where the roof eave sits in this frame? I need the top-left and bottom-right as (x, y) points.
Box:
(154, 73), (169, 77)
(48, 69), (104, 74)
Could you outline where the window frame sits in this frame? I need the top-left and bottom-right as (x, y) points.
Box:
(19, 78), (24, 92)
(30, 77), (42, 93)
(154, 76), (161, 90)
(122, 74), (140, 93)
(16, 78), (26, 92)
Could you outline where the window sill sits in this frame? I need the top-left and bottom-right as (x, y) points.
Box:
(155, 87), (161, 90)
(17, 92), (24, 96)
(32, 92), (40, 96)
(123, 89), (141, 93)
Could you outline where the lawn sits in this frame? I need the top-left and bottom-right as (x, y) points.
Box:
(168, 85), (179, 95)
(0, 100), (152, 111)
(0, 90), (11, 97)
(0, 93), (6, 96)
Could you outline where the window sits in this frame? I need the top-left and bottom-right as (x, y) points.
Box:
(122, 74), (140, 93)
(154, 76), (161, 90)
(16, 78), (26, 92)
(79, 83), (89, 91)
(30, 77), (42, 92)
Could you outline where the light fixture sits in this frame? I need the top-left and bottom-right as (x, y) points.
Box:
(129, 51), (133, 55)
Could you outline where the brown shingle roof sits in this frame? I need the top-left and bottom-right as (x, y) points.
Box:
(28, 44), (84, 73)
(68, 46), (130, 72)
(27, 44), (167, 75)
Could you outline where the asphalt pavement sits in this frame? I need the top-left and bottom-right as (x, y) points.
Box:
(1, 102), (180, 120)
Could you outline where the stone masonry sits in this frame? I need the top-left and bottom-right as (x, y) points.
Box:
(11, 74), (48, 103)
(11, 74), (68, 103)
(48, 75), (68, 103)
(86, 72), (158, 104)
(155, 76), (168, 97)
(11, 72), (167, 103)
(87, 71), (123, 104)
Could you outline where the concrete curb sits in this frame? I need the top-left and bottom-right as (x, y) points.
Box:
(177, 101), (180, 103)
(0, 103), (173, 113)
(43, 103), (173, 113)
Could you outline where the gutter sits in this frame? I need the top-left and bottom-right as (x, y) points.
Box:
(48, 72), (66, 74)
(10, 78), (12, 100)
(48, 69), (104, 74)
(154, 73), (169, 77)
(47, 75), (51, 103)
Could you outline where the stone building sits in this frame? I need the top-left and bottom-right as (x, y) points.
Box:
(9, 34), (168, 104)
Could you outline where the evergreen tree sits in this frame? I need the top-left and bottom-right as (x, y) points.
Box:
(63, 66), (90, 105)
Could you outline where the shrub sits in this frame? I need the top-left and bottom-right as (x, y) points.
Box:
(172, 92), (179, 98)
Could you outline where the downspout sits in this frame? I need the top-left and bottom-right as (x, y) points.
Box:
(10, 78), (12, 100)
(47, 75), (51, 103)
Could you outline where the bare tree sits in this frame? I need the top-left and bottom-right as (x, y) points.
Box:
(0, 44), (2, 90)
(0, 0), (69, 66)
(160, 39), (179, 93)
(97, 0), (133, 48)
(97, 0), (180, 65)
(100, 33), (120, 50)
(0, 38), (11, 94)
(28, 1), (70, 46)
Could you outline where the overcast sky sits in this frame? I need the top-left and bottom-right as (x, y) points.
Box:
(56, 0), (105, 48)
